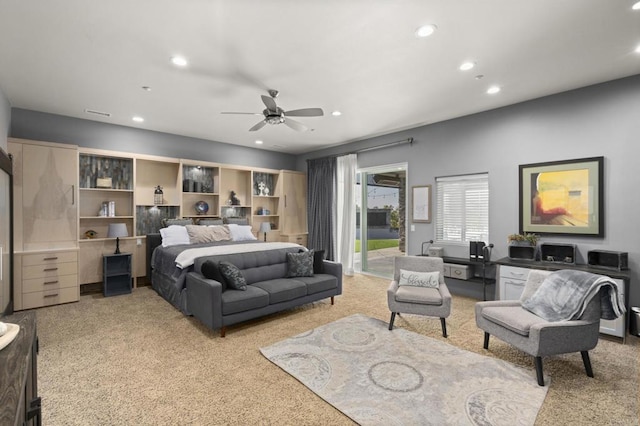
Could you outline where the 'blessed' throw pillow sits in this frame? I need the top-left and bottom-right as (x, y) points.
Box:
(398, 270), (440, 288)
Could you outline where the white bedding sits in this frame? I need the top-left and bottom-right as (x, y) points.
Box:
(174, 242), (304, 269)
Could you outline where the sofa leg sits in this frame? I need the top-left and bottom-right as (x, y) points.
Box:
(581, 351), (594, 378)
(440, 318), (448, 338)
(534, 356), (545, 386)
(483, 332), (490, 349)
(220, 327), (226, 338)
(331, 296), (334, 305)
(389, 312), (396, 330)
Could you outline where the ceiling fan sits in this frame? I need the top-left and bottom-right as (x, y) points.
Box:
(221, 90), (323, 132)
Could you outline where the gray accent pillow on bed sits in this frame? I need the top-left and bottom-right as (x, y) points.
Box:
(162, 218), (194, 227)
(219, 261), (247, 290)
(197, 218), (224, 226)
(287, 250), (314, 277)
(223, 217), (249, 225)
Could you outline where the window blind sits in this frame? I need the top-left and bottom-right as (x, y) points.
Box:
(436, 173), (489, 243)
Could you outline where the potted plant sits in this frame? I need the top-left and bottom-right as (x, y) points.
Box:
(507, 233), (539, 246)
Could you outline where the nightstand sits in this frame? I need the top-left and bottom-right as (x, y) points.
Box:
(103, 253), (132, 297)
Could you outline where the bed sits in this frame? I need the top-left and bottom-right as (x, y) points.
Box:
(146, 228), (304, 314)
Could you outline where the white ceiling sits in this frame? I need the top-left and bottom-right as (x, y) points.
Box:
(1, 1), (639, 154)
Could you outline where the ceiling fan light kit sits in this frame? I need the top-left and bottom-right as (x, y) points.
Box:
(222, 90), (323, 132)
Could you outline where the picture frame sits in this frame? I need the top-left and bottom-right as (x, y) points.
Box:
(519, 156), (604, 237)
(412, 185), (431, 223)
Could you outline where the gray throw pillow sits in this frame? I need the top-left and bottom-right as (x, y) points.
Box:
(162, 218), (193, 227)
(218, 261), (247, 291)
(197, 218), (224, 226)
(287, 250), (314, 278)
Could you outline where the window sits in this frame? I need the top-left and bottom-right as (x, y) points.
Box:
(435, 173), (489, 243)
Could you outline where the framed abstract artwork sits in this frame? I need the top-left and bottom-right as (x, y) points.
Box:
(412, 185), (431, 223)
(519, 156), (604, 237)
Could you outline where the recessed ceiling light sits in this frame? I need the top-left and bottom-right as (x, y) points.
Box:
(171, 56), (188, 67)
(415, 24), (437, 38)
(475, 74), (484, 80)
(331, 111), (342, 116)
(255, 140), (263, 145)
(487, 86), (501, 95)
(459, 61), (475, 71)
(632, 1), (640, 10)
(132, 116), (144, 122)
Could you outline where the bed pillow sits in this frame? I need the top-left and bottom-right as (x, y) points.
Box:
(398, 269), (440, 288)
(287, 250), (314, 278)
(185, 224), (231, 243)
(227, 224), (257, 241)
(200, 260), (228, 291)
(197, 218), (224, 226)
(162, 218), (193, 227)
(218, 261), (247, 291)
(224, 217), (249, 226)
(159, 225), (190, 247)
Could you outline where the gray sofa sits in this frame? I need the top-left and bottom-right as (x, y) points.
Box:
(186, 247), (342, 336)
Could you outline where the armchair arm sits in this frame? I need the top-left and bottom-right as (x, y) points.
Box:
(528, 319), (601, 356)
(387, 280), (400, 306)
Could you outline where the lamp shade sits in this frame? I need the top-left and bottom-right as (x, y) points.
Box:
(259, 222), (271, 233)
(107, 223), (128, 238)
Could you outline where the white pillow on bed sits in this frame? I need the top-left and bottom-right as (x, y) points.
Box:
(227, 224), (257, 241)
(160, 225), (191, 247)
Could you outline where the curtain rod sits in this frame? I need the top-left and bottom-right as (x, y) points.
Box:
(307, 137), (413, 162)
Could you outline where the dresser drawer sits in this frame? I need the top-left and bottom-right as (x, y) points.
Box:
(22, 251), (78, 266)
(499, 265), (530, 282)
(281, 234), (308, 247)
(21, 286), (79, 310)
(22, 274), (78, 294)
(22, 261), (78, 280)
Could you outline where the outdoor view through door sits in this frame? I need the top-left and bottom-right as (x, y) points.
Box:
(355, 165), (407, 278)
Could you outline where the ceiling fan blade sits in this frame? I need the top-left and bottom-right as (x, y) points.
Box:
(249, 120), (267, 132)
(261, 95), (277, 111)
(221, 112), (263, 115)
(284, 108), (324, 117)
(284, 118), (308, 132)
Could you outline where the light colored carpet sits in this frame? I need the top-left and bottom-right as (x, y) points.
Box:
(34, 274), (639, 425)
(261, 314), (549, 425)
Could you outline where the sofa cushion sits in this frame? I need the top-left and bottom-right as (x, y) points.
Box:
(481, 306), (548, 337)
(219, 261), (247, 291)
(201, 260), (227, 292)
(252, 278), (307, 304)
(287, 251), (314, 277)
(294, 274), (338, 295)
(395, 286), (442, 305)
(221, 286), (269, 315)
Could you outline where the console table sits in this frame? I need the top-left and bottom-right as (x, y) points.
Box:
(441, 256), (496, 301)
(0, 311), (40, 425)
(495, 257), (631, 342)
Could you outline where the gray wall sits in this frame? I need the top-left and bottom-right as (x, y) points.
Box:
(298, 74), (640, 307)
(0, 88), (10, 152)
(10, 109), (296, 170)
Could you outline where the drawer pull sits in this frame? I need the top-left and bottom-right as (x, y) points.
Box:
(43, 267), (58, 272)
(44, 293), (59, 298)
(43, 257), (59, 261)
(43, 280), (59, 285)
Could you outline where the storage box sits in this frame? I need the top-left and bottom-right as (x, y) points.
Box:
(587, 250), (628, 270)
(508, 245), (536, 260)
(96, 177), (112, 188)
(448, 264), (471, 280)
(428, 246), (443, 257)
(540, 242), (576, 264)
(443, 263), (452, 277)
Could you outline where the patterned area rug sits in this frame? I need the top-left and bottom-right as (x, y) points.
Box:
(260, 314), (549, 425)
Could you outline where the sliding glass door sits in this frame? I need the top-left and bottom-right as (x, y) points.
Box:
(355, 163), (407, 278)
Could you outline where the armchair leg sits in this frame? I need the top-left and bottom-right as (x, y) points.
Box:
(440, 318), (448, 338)
(581, 351), (594, 378)
(389, 312), (397, 330)
(534, 356), (545, 386)
(483, 332), (490, 350)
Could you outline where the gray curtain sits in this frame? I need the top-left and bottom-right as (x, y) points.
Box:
(307, 157), (336, 261)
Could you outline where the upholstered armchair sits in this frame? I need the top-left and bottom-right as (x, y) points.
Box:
(475, 270), (602, 386)
(387, 256), (452, 337)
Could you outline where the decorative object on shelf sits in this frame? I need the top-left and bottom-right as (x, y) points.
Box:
(84, 229), (98, 239)
(257, 181), (270, 196)
(96, 177), (112, 188)
(154, 185), (163, 204)
(519, 156), (604, 237)
(194, 200), (210, 215)
(108, 201), (116, 217)
(99, 201), (109, 217)
(230, 190), (241, 205)
(507, 233), (539, 246)
(259, 222), (271, 242)
(107, 223), (128, 254)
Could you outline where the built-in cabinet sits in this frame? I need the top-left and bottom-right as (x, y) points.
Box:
(8, 138), (79, 310)
(497, 260), (630, 341)
(279, 170), (308, 246)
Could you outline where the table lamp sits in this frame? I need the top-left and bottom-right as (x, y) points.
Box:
(107, 223), (128, 254)
(259, 222), (271, 242)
